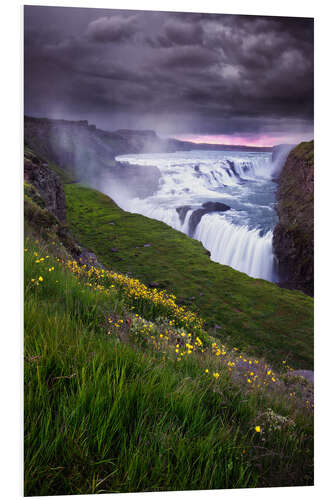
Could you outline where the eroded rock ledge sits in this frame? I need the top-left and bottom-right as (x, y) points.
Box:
(177, 201), (230, 237)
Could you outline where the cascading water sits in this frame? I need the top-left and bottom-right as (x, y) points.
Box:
(195, 214), (276, 281)
(110, 150), (279, 282)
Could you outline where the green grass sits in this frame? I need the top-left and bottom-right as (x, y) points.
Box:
(292, 140), (314, 166)
(24, 241), (313, 495)
(64, 183), (314, 370)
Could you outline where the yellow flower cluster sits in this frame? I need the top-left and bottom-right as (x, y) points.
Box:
(66, 260), (204, 332)
(127, 313), (205, 360)
(211, 342), (227, 357)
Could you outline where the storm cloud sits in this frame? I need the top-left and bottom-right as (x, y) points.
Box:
(86, 14), (140, 43)
(24, 6), (314, 142)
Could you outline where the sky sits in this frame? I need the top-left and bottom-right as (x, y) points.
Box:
(24, 6), (314, 146)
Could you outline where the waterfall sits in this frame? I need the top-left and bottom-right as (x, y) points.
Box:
(195, 213), (276, 281)
(111, 150), (278, 282)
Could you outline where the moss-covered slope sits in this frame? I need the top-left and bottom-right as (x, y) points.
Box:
(273, 141), (314, 295)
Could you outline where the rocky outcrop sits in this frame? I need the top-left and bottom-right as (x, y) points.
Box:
(24, 146), (103, 268)
(24, 147), (66, 223)
(273, 141), (314, 295)
(176, 202), (231, 235)
(188, 202), (230, 237)
(176, 205), (192, 225)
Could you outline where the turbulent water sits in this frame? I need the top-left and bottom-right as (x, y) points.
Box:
(113, 150), (280, 282)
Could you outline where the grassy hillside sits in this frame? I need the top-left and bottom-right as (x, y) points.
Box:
(64, 183), (313, 370)
(24, 239), (313, 495)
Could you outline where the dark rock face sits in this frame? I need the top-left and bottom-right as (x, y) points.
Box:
(226, 160), (240, 179)
(24, 149), (66, 223)
(273, 141), (314, 295)
(202, 201), (230, 212)
(77, 249), (101, 269)
(188, 201), (230, 237)
(176, 205), (192, 225)
(24, 146), (105, 268)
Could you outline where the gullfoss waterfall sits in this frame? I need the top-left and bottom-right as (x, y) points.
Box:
(111, 150), (280, 282)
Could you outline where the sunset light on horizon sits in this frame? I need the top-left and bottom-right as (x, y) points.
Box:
(169, 133), (314, 148)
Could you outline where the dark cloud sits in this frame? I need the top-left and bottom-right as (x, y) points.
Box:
(86, 14), (140, 43)
(156, 19), (204, 47)
(24, 6), (313, 140)
(158, 46), (220, 68)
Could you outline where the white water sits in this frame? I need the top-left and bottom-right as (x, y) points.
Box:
(196, 214), (275, 279)
(112, 150), (279, 282)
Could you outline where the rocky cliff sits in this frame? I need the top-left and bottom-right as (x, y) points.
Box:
(24, 146), (102, 268)
(273, 141), (314, 295)
(24, 146), (66, 223)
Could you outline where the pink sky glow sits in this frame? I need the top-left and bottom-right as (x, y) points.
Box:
(169, 133), (313, 148)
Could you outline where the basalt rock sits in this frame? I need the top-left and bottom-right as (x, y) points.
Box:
(24, 148), (66, 223)
(188, 201), (230, 237)
(273, 141), (314, 296)
(77, 249), (101, 269)
(176, 205), (192, 225)
(226, 160), (241, 178)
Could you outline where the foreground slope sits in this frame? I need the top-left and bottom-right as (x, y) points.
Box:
(24, 240), (313, 495)
(65, 183), (313, 370)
